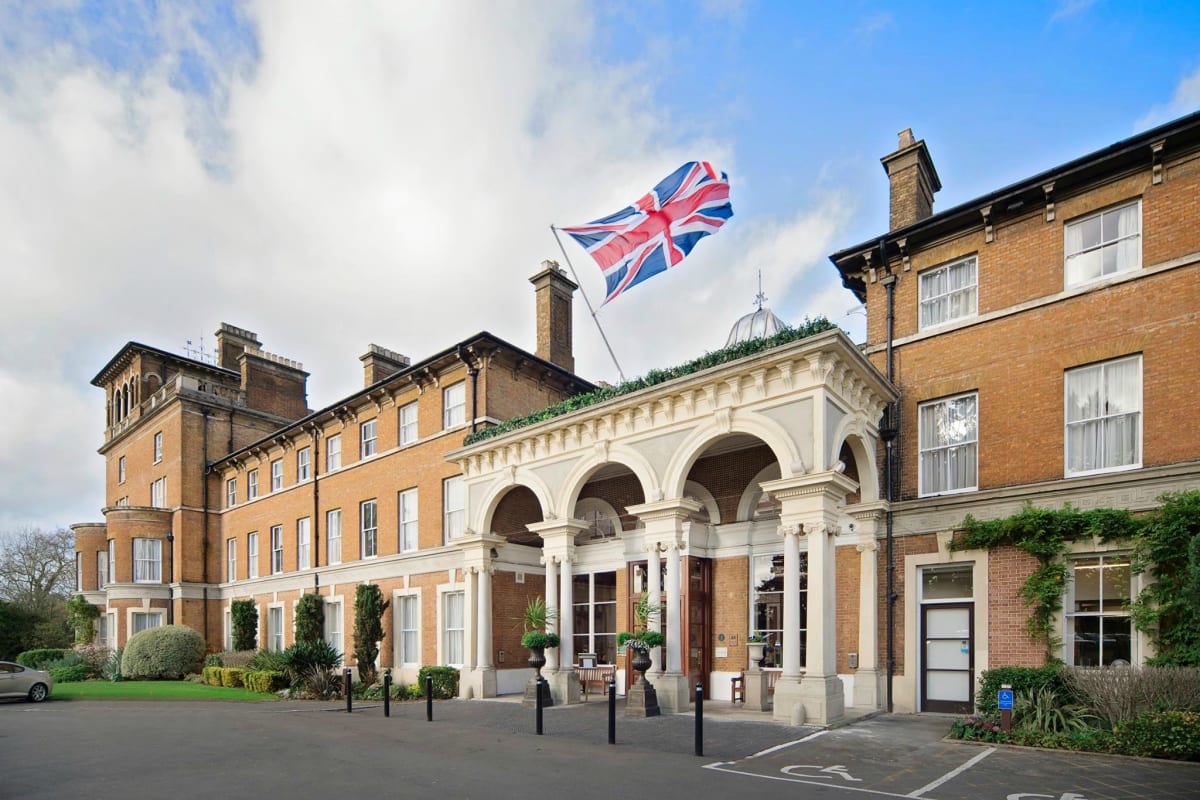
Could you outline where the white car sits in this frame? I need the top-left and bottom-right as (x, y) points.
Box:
(0, 661), (53, 702)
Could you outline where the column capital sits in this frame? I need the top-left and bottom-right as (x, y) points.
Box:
(761, 470), (860, 503)
(856, 541), (878, 553)
(848, 500), (889, 522)
(539, 554), (558, 566)
(625, 497), (702, 524)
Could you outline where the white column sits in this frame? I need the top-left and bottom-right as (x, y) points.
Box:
(855, 539), (880, 708)
(782, 525), (803, 678)
(665, 542), (682, 674)
(544, 555), (558, 672)
(806, 522), (837, 680)
(477, 566), (493, 670)
(647, 544), (662, 673)
(559, 557), (574, 668)
(464, 567), (478, 672)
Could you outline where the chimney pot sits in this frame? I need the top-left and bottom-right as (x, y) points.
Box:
(529, 261), (578, 373)
(881, 128), (942, 231)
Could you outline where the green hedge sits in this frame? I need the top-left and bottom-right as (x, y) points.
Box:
(16, 648), (70, 669)
(121, 624), (206, 679)
(220, 667), (246, 688)
(977, 664), (1067, 715)
(1115, 711), (1200, 761)
(244, 669), (288, 694)
(202, 666), (223, 686)
(417, 666), (459, 699)
(50, 663), (93, 683)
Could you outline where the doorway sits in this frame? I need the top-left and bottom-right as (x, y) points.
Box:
(919, 565), (974, 713)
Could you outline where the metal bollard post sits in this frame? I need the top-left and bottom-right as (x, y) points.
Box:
(694, 683), (704, 757)
(535, 676), (544, 735)
(426, 675), (433, 722)
(383, 668), (391, 718)
(344, 668), (352, 714)
(607, 680), (616, 745)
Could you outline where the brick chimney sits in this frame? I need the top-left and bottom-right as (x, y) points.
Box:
(881, 128), (942, 231)
(529, 259), (577, 373)
(214, 323), (262, 370)
(360, 344), (411, 387)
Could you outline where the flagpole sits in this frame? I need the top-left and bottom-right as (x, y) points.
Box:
(550, 225), (627, 383)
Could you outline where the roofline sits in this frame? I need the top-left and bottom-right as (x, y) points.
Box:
(829, 110), (1200, 294)
(216, 331), (594, 466)
(91, 341), (238, 387)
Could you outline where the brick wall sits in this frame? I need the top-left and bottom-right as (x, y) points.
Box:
(711, 555), (748, 673)
(987, 545), (1045, 667)
(836, 544), (860, 673)
(879, 533), (938, 676)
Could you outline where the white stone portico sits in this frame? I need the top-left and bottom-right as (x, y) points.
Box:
(448, 328), (897, 725)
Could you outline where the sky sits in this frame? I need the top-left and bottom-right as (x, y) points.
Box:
(1, 0), (1198, 533)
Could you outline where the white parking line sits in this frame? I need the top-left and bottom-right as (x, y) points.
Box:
(745, 728), (830, 759)
(701, 763), (939, 799)
(906, 747), (996, 798)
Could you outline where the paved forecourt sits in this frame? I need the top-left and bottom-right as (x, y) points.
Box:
(705, 714), (1200, 800)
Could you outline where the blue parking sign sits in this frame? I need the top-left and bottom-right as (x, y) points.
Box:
(998, 688), (1014, 710)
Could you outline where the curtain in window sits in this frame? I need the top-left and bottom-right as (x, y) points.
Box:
(401, 597), (419, 664)
(133, 538), (161, 583)
(1104, 358), (1140, 468)
(444, 592), (464, 665)
(919, 396), (978, 493)
(1068, 359), (1139, 472)
(1114, 203), (1140, 273)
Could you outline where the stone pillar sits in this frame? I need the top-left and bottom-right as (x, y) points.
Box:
(855, 540), (880, 709)
(464, 567), (478, 673)
(646, 543), (662, 673)
(456, 532), (503, 700)
(627, 498), (700, 714)
(543, 554), (559, 673)
(478, 566), (494, 670)
(763, 471), (858, 726)
(559, 556), (575, 669)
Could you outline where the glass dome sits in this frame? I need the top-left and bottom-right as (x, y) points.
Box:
(725, 306), (786, 347)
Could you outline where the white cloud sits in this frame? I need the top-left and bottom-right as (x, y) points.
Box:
(854, 12), (895, 39)
(1136, 63), (1200, 131)
(1048, 0), (1097, 25)
(0, 1), (854, 530)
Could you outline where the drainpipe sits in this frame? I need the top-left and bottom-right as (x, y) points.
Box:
(312, 426), (321, 590)
(202, 409), (211, 640)
(457, 345), (480, 434)
(878, 236), (899, 714)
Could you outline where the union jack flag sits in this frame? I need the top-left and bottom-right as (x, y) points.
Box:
(561, 161), (733, 305)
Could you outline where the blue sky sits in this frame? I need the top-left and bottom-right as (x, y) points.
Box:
(1, 0), (1198, 531)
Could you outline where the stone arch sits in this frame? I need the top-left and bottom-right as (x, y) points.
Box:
(736, 463), (783, 522)
(559, 443), (658, 522)
(683, 479), (720, 524)
(661, 414), (799, 501)
(475, 469), (553, 538)
(571, 496), (622, 543)
(829, 415), (879, 502)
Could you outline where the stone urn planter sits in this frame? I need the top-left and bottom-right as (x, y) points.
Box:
(747, 640), (767, 670)
(521, 628), (558, 708)
(619, 631), (664, 718)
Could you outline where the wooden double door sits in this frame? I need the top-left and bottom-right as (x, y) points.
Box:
(625, 557), (711, 699)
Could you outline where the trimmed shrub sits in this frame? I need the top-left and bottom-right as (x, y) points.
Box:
(50, 663), (93, 683)
(404, 683), (425, 701)
(16, 648), (70, 669)
(244, 669), (288, 694)
(417, 666), (459, 700)
(220, 667), (246, 688)
(1115, 710), (1200, 760)
(353, 584), (388, 687)
(202, 666), (223, 686)
(121, 624), (206, 680)
(294, 593), (325, 645)
(977, 664), (1067, 715)
(231, 600), (258, 652)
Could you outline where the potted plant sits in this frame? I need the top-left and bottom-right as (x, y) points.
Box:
(520, 596), (559, 680)
(746, 633), (768, 669)
(617, 593), (664, 681)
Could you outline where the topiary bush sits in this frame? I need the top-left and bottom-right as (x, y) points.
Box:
(221, 667), (246, 688)
(294, 593), (325, 645)
(1115, 710), (1200, 760)
(417, 665), (459, 699)
(353, 584), (388, 687)
(231, 600), (258, 652)
(16, 648), (70, 669)
(202, 666), (223, 686)
(121, 624), (206, 680)
(244, 669), (288, 694)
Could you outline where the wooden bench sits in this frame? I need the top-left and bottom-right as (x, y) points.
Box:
(576, 666), (616, 700)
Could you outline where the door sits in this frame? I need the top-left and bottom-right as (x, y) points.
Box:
(684, 557), (711, 701)
(921, 602), (973, 713)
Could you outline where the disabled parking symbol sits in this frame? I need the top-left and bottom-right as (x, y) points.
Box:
(780, 764), (862, 782)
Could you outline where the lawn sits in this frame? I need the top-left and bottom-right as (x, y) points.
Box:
(53, 680), (278, 702)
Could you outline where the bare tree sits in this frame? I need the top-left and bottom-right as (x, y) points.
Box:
(0, 527), (76, 615)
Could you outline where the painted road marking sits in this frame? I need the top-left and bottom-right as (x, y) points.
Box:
(906, 746), (995, 798)
(745, 728), (829, 759)
(700, 762), (942, 799)
(780, 764), (863, 782)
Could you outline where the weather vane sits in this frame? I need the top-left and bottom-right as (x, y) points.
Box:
(754, 269), (767, 311)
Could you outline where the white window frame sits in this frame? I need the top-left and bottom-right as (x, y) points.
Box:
(247, 532), (259, 579)
(360, 419), (377, 459)
(1064, 355), (1142, 478)
(440, 588), (465, 667)
(918, 255), (977, 330)
(97, 614), (109, 649)
(918, 392), (979, 497)
(1063, 553), (1135, 667)
(247, 469), (259, 500)
(297, 517), (311, 570)
(396, 591), (421, 666)
(76, 552), (83, 593)
(571, 571), (618, 665)
(131, 610), (164, 636)
(443, 382), (466, 429)
(97, 550), (108, 589)
(153, 431), (163, 464)
(360, 499), (378, 558)
(223, 607), (232, 652)
(226, 477), (237, 508)
(326, 434), (342, 471)
(107, 539), (115, 584)
(326, 509), (342, 565)
(271, 459), (283, 492)
(399, 401), (418, 445)
(150, 476), (167, 508)
(118, 455), (126, 484)
(297, 447), (311, 481)
(268, 604), (285, 653)
(749, 552), (806, 669)
(399, 488), (418, 552)
(443, 476), (464, 543)
(324, 598), (344, 654)
(227, 538), (237, 582)
(270, 525), (284, 574)
(1064, 199), (1142, 288)
(133, 538), (162, 584)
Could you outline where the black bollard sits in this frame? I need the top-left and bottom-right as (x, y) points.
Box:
(425, 674), (433, 722)
(607, 680), (616, 745)
(694, 683), (704, 757)
(344, 668), (352, 714)
(535, 676), (544, 735)
(383, 669), (391, 718)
